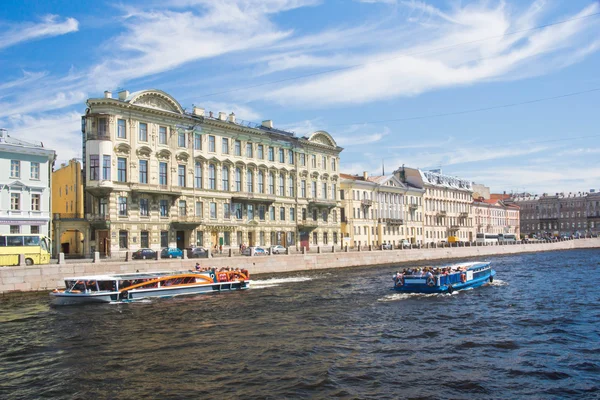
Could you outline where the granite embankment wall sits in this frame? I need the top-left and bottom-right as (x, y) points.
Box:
(1, 239), (599, 294)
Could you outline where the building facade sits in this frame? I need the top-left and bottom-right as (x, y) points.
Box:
(472, 198), (520, 237)
(339, 172), (423, 247)
(395, 167), (474, 244)
(83, 89), (342, 257)
(52, 159), (86, 256)
(0, 129), (56, 237)
(511, 191), (596, 237)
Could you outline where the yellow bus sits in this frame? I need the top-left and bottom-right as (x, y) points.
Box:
(0, 234), (52, 266)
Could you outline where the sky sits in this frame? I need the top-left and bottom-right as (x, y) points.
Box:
(0, 0), (599, 195)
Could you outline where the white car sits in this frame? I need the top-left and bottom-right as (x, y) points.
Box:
(270, 245), (286, 254)
(401, 239), (411, 249)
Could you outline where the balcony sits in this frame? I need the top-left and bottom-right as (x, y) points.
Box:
(361, 199), (373, 207)
(231, 193), (276, 204)
(87, 131), (111, 141)
(378, 218), (404, 226)
(86, 179), (114, 196)
(298, 219), (318, 231)
(437, 210), (447, 216)
(409, 203), (418, 210)
(459, 212), (468, 218)
(539, 216), (558, 221)
(449, 225), (460, 231)
(171, 214), (202, 228)
(86, 213), (110, 228)
(129, 183), (182, 196)
(308, 198), (337, 208)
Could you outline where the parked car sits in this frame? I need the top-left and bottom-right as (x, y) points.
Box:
(186, 247), (208, 258)
(161, 247), (183, 258)
(270, 245), (286, 254)
(382, 243), (393, 250)
(242, 247), (268, 256)
(401, 239), (411, 249)
(132, 248), (157, 260)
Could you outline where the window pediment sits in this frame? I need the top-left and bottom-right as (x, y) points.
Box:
(156, 149), (171, 160)
(136, 146), (153, 158)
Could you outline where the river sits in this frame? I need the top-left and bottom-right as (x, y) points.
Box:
(1, 249), (599, 399)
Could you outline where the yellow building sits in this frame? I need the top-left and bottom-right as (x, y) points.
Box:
(52, 159), (86, 255)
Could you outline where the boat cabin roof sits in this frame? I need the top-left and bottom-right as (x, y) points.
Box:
(64, 270), (203, 281)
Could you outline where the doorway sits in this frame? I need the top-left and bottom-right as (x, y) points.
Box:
(176, 230), (185, 250)
(248, 231), (254, 247)
(300, 232), (309, 250)
(211, 231), (218, 249)
(97, 230), (109, 256)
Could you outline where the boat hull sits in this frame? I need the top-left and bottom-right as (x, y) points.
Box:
(393, 262), (495, 294)
(51, 280), (250, 306)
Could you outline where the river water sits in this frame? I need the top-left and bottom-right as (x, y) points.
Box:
(1, 249), (599, 399)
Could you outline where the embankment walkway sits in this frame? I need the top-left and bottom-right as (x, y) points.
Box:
(1, 238), (599, 294)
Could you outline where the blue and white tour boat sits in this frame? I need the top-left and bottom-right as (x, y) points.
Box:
(392, 261), (495, 294)
(50, 268), (250, 306)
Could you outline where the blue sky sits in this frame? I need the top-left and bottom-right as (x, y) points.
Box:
(0, 0), (599, 194)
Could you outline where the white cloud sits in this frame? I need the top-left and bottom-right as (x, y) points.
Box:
(2, 112), (83, 163)
(260, 2), (600, 106)
(336, 127), (389, 146)
(0, 15), (78, 50)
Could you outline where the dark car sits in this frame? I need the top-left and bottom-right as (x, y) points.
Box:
(186, 247), (208, 258)
(132, 248), (156, 260)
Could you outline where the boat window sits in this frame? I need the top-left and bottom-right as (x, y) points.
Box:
(6, 236), (24, 246)
(0, 236), (5, 246)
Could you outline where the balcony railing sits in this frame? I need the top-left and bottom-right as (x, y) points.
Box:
(437, 210), (447, 216)
(449, 225), (460, 230)
(409, 203), (418, 210)
(361, 199), (373, 207)
(459, 212), (468, 217)
(298, 219), (318, 230)
(171, 215), (202, 225)
(129, 183), (181, 196)
(308, 198), (337, 208)
(231, 193), (277, 204)
(378, 218), (404, 226)
(87, 132), (111, 141)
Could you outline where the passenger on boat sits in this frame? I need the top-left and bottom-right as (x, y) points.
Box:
(195, 263), (201, 271)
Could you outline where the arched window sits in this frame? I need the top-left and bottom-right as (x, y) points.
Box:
(279, 174), (285, 196)
(258, 171), (264, 193)
(288, 176), (294, 197)
(247, 169), (253, 192)
(269, 172), (275, 195)
(235, 167), (241, 192)
(222, 166), (229, 191)
(208, 164), (216, 189)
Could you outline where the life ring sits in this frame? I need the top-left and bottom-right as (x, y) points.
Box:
(426, 276), (435, 287)
(460, 273), (467, 283)
(395, 276), (404, 287)
(218, 272), (228, 282)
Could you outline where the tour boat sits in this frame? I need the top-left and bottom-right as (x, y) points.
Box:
(50, 269), (250, 306)
(392, 261), (495, 294)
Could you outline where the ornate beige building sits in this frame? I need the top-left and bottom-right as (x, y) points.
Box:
(83, 89), (342, 256)
(339, 172), (424, 247)
(395, 167), (474, 244)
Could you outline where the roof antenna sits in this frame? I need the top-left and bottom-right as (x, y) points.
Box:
(382, 159), (385, 175)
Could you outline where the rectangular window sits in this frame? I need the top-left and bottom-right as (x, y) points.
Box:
(332, 184), (337, 200)
(30, 162), (40, 180)
(311, 155), (316, 168)
(301, 180), (306, 198)
(159, 200), (169, 217)
(288, 177), (294, 197)
(247, 170), (253, 192)
(224, 203), (231, 219)
(234, 140), (241, 156)
(288, 150), (294, 164)
(224, 231), (231, 246)
(209, 135), (216, 152)
(279, 175), (285, 196)
(89, 155), (99, 180)
(222, 167), (229, 191)
(118, 158), (127, 182)
(102, 156), (111, 180)
(322, 210), (328, 222)
(257, 145), (264, 159)
(159, 126), (167, 144)
(98, 117), (107, 135)
(139, 160), (148, 183)
(179, 200), (187, 216)
(311, 181), (317, 198)
(268, 147), (274, 161)
(196, 231), (204, 247)
(246, 143), (253, 158)
(31, 194), (40, 211)
(10, 160), (20, 178)
(247, 204), (254, 220)
(178, 165), (186, 187)
(280, 207), (285, 221)
(139, 122), (148, 141)
(279, 148), (285, 163)
(119, 230), (128, 249)
(235, 168), (242, 192)
(210, 202), (217, 219)
(10, 193), (20, 210)
(322, 156), (327, 169)
(194, 133), (201, 150)
(10, 225), (20, 234)
(118, 119), (126, 139)
(161, 231), (169, 247)
(323, 232), (328, 245)
(290, 207), (295, 221)
(234, 203), (243, 219)
(140, 198), (149, 216)
(31, 226), (39, 234)
(141, 231), (149, 248)
(159, 162), (167, 185)
(270, 206), (275, 221)
(259, 205), (266, 220)
(195, 201), (203, 217)
(331, 158), (336, 171)
(178, 131), (186, 147)
(300, 154), (306, 166)
(222, 138), (229, 154)
(118, 196), (127, 216)
(322, 183), (327, 199)
(258, 172), (264, 193)
(209, 165), (216, 190)
(194, 162), (203, 188)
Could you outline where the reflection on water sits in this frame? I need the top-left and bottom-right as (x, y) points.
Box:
(1, 249), (600, 399)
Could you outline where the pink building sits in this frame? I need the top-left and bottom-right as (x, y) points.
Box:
(473, 198), (520, 237)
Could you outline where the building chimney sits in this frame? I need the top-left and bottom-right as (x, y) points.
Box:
(104, 90), (112, 99)
(363, 171), (368, 180)
(0, 128), (6, 143)
(193, 106), (205, 117)
(218, 112), (227, 121)
(228, 112), (236, 123)
(118, 89), (129, 100)
(262, 120), (273, 129)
